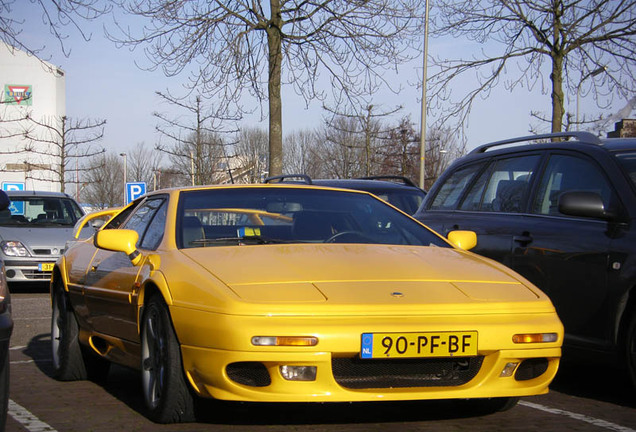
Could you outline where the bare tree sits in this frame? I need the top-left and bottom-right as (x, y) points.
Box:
(378, 116), (419, 181)
(0, 0), (108, 57)
(323, 104), (402, 177)
(429, 0), (636, 134)
(154, 93), (238, 185)
(315, 115), (365, 178)
(82, 152), (123, 209)
(1, 113), (106, 192)
(424, 127), (465, 189)
(234, 126), (269, 183)
(127, 142), (163, 189)
(284, 129), (321, 178)
(109, 0), (426, 177)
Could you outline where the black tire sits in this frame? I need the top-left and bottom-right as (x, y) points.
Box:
(625, 311), (636, 389)
(141, 295), (196, 423)
(51, 282), (87, 381)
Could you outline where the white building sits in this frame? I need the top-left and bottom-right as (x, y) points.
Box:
(0, 42), (66, 192)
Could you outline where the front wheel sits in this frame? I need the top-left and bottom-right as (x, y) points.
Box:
(51, 281), (110, 382)
(141, 295), (196, 423)
(51, 282), (87, 381)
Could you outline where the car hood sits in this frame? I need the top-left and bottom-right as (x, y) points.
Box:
(179, 244), (546, 310)
(0, 226), (74, 251)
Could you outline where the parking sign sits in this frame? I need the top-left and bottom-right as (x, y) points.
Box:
(126, 182), (146, 205)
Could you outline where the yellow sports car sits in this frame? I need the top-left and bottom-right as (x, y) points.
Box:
(51, 184), (563, 423)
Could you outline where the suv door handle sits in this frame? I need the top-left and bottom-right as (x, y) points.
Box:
(513, 234), (533, 245)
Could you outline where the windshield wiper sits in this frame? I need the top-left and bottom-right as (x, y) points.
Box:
(190, 236), (291, 246)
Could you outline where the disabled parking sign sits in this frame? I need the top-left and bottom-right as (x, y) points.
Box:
(2, 182), (24, 214)
(126, 182), (146, 205)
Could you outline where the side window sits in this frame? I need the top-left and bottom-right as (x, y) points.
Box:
(122, 198), (165, 247)
(532, 154), (613, 216)
(104, 202), (140, 230)
(460, 155), (539, 213)
(140, 201), (167, 250)
(428, 163), (483, 210)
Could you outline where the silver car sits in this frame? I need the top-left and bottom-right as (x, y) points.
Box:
(0, 191), (84, 284)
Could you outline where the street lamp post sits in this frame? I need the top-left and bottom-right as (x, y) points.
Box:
(120, 152), (127, 205)
(576, 66), (606, 131)
(419, 0), (430, 190)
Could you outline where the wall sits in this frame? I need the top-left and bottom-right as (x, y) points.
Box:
(0, 42), (66, 191)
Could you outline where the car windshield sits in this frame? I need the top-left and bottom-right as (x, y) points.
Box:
(0, 196), (84, 227)
(178, 187), (448, 249)
(615, 151), (636, 190)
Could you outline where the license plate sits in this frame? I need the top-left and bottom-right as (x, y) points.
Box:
(39, 263), (54, 272)
(360, 331), (478, 359)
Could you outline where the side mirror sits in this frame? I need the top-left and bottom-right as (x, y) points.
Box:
(447, 230), (477, 251)
(558, 191), (615, 221)
(94, 229), (142, 265)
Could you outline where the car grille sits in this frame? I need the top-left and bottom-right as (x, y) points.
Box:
(22, 269), (52, 280)
(226, 362), (271, 387)
(332, 356), (483, 389)
(32, 248), (63, 256)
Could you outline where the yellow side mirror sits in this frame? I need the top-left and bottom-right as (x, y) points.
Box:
(447, 230), (477, 251)
(94, 229), (142, 265)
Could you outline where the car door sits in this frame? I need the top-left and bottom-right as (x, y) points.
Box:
(509, 152), (617, 347)
(421, 153), (542, 267)
(84, 197), (167, 342)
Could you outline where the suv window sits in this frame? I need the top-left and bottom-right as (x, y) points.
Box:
(429, 163), (483, 210)
(460, 155), (539, 213)
(615, 151), (636, 189)
(532, 154), (614, 216)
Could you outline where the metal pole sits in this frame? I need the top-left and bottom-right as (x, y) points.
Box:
(419, 0), (430, 190)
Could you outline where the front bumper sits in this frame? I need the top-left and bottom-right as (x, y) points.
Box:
(3, 258), (56, 283)
(171, 306), (563, 403)
(182, 345), (561, 402)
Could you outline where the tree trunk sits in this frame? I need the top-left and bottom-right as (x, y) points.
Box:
(267, 0), (283, 177)
(550, 4), (564, 134)
(59, 116), (66, 193)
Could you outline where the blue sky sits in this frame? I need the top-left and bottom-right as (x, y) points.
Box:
(8, 3), (627, 157)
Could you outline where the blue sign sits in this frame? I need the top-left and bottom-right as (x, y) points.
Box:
(126, 182), (146, 205)
(2, 182), (24, 192)
(2, 182), (25, 214)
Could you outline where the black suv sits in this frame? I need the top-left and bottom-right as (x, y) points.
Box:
(265, 175), (426, 215)
(414, 131), (636, 385)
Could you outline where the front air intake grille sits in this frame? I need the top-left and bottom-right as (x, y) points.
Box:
(332, 356), (483, 389)
(22, 269), (52, 280)
(226, 362), (271, 387)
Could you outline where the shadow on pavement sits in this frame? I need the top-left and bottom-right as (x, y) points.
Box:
(550, 360), (635, 408)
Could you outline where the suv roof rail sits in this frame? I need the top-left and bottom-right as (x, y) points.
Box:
(263, 174), (313, 184)
(470, 131), (603, 154)
(357, 175), (419, 187)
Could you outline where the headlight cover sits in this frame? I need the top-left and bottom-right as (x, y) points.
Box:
(1, 241), (31, 257)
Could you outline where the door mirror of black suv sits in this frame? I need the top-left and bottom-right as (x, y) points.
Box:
(558, 191), (615, 221)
